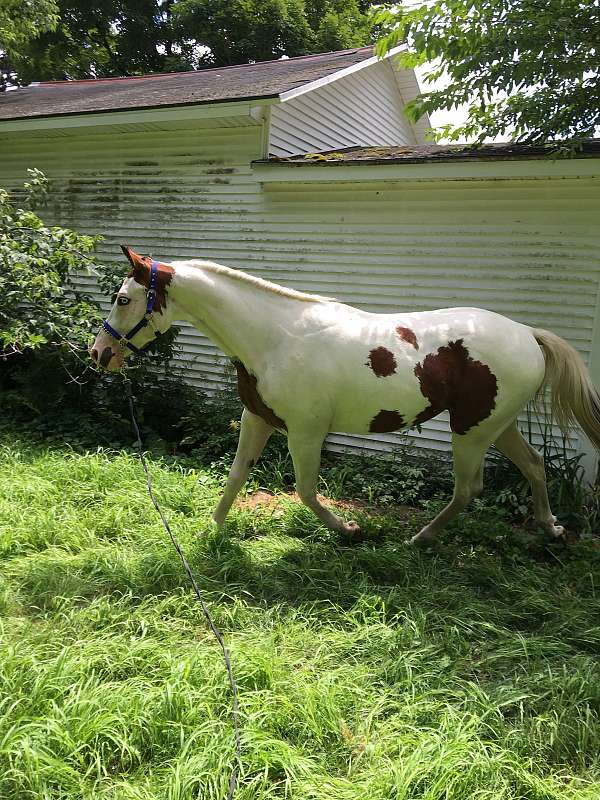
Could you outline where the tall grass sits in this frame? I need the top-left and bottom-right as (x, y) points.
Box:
(486, 404), (600, 533)
(2, 434), (600, 799)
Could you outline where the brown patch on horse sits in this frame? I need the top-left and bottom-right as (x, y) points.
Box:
(369, 410), (405, 433)
(121, 245), (174, 314)
(233, 361), (286, 430)
(413, 339), (497, 434)
(396, 326), (419, 350)
(367, 347), (397, 377)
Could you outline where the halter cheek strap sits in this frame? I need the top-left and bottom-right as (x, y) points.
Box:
(102, 260), (160, 354)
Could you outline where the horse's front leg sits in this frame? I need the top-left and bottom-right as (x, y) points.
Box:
(212, 408), (273, 527)
(287, 430), (361, 537)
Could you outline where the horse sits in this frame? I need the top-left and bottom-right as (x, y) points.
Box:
(91, 246), (600, 544)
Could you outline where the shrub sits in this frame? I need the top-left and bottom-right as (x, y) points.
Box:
(485, 407), (600, 535)
(0, 170), (179, 416)
(0, 169), (100, 357)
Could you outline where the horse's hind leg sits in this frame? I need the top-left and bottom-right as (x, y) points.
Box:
(494, 421), (564, 537)
(212, 408), (273, 527)
(411, 431), (490, 544)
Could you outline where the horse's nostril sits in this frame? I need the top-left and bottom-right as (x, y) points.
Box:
(99, 347), (113, 368)
(91, 348), (99, 363)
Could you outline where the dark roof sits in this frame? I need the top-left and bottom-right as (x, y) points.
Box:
(0, 47), (374, 121)
(259, 141), (600, 165)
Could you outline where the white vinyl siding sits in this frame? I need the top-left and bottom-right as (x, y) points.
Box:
(392, 67), (430, 144)
(269, 60), (417, 157)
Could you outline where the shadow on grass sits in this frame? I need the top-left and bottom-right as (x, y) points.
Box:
(13, 500), (600, 642)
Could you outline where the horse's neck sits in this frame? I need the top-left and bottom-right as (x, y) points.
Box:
(172, 266), (304, 369)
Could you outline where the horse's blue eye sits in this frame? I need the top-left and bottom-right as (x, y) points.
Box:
(117, 296), (130, 306)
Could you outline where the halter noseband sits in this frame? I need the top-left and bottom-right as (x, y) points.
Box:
(102, 260), (160, 354)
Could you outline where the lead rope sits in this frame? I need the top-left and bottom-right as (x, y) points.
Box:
(123, 379), (241, 799)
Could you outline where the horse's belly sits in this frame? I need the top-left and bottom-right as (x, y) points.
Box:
(329, 378), (425, 435)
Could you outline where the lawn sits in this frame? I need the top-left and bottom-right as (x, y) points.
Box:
(1, 435), (600, 799)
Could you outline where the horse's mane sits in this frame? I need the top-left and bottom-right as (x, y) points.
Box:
(174, 259), (330, 304)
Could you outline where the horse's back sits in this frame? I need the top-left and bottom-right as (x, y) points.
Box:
(320, 303), (541, 374)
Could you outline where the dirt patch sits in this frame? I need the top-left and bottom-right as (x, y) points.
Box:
(236, 490), (414, 519)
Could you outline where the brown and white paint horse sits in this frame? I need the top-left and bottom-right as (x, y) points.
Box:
(92, 247), (600, 544)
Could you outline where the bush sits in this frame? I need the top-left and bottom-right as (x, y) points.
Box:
(0, 170), (180, 417)
(0, 169), (100, 357)
(320, 442), (454, 506)
(485, 410), (600, 536)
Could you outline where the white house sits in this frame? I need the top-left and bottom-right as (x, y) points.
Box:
(1, 47), (599, 477)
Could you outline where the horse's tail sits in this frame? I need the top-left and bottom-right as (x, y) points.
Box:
(532, 328), (600, 450)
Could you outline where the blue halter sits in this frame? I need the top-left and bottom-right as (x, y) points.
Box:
(102, 260), (160, 354)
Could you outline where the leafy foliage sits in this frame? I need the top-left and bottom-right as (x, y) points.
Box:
(486, 407), (600, 536)
(7, 0), (377, 85)
(0, 0), (59, 88)
(0, 169), (101, 356)
(0, 170), (180, 416)
(9, 0), (185, 86)
(173, 0), (375, 66)
(375, 0), (600, 146)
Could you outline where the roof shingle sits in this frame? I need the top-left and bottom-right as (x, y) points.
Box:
(0, 47), (374, 121)
(260, 141), (600, 164)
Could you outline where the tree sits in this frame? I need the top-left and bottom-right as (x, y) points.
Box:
(7, 0), (187, 85)
(172, 0), (374, 66)
(172, 0), (315, 66)
(375, 0), (600, 146)
(0, 0), (59, 88)
(307, 0), (374, 54)
(5, 0), (377, 85)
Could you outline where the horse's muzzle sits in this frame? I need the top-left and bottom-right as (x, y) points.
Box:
(90, 346), (115, 369)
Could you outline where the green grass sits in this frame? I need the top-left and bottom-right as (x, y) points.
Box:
(2, 435), (600, 799)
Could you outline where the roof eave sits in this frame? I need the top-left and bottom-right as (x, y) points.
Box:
(256, 149), (600, 167)
(0, 95), (280, 132)
(251, 154), (600, 182)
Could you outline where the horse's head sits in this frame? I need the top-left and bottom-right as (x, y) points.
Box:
(90, 245), (175, 371)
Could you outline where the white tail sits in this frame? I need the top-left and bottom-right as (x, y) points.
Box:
(533, 328), (600, 450)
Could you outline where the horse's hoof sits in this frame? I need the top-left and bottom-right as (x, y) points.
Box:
(341, 520), (362, 538)
(537, 519), (564, 538)
(409, 530), (435, 546)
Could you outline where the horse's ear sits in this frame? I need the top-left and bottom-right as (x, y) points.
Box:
(120, 244), (147, 277)
(121, 244), (137, 267)
(121, 244), (133, 265)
